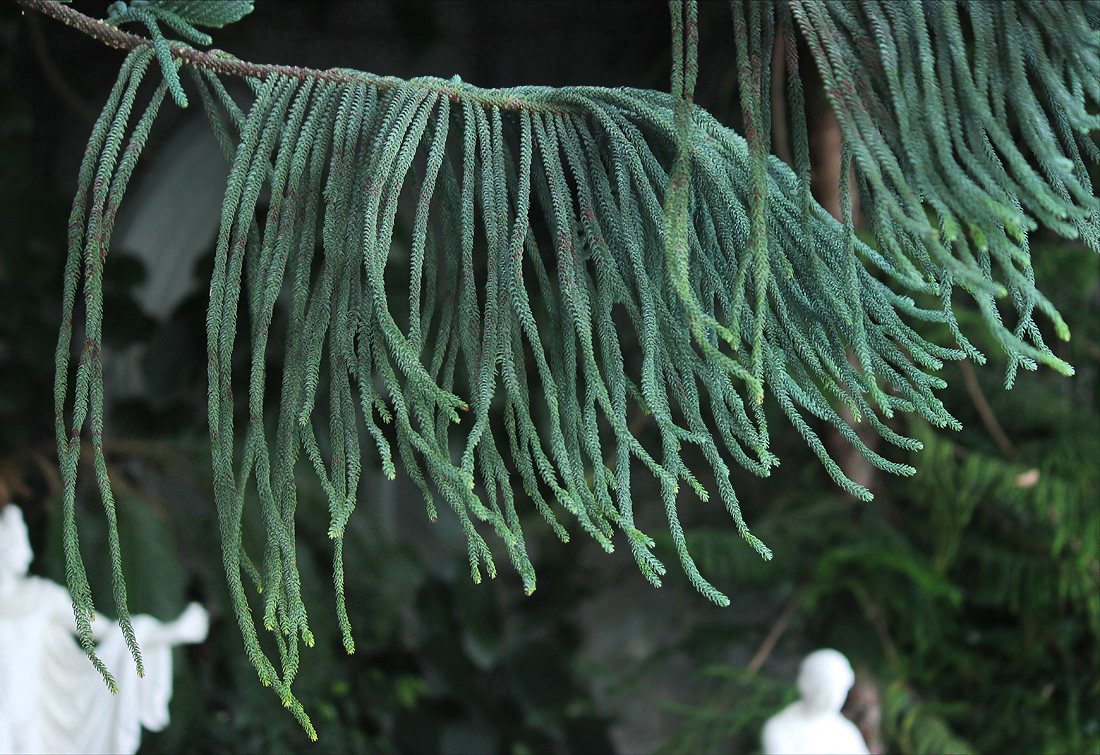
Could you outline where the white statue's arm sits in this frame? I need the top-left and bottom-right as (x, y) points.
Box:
(47, 590), (208, 646)
(32, 578), (110, 640)
(146, 602), (209, 646)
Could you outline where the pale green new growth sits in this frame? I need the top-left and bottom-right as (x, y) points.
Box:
(39, 0), (1098, 737)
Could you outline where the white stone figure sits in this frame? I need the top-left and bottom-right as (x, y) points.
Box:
(0, 504), (208, 754)
(761, 648), (870, 755)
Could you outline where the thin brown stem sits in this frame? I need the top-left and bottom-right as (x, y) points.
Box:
(747, 581), (807, 672)
(14, 0), (587, 114)
(959, 358), (1016, 459)
(15, 0), (328, 80)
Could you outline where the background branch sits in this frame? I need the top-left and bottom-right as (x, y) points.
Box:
(959, 359), (1017, 459)
(24, 11), (97, 123)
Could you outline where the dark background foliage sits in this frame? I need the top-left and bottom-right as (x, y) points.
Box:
(2, 2), (1097, 753)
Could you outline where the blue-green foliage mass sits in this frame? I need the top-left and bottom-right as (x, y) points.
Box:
(48, 0), (1099, 738)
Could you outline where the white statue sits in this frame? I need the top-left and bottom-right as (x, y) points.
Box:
(761, 648), (870, 755)
(0, 503), (208, 754)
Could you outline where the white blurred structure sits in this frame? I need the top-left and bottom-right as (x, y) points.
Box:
(761, 648), (870, 755)
(0, 504), (208, 754)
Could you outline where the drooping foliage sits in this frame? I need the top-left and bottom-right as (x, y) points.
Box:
(770, 0), (1100, 387)
(658, 253), (1100, 752)
(27, 0), (1098, 736)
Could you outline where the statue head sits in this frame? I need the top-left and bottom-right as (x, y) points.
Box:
(796, 649), (855, 714)
(0, 504), (33, 580)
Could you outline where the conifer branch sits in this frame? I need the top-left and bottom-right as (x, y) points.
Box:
(29, 0), (1099, 738)
(15, 0), (591, 113)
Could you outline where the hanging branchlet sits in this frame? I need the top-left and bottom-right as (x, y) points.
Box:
(53, 44), (173, 693)
(34, 0), (1098, 737)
